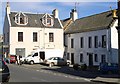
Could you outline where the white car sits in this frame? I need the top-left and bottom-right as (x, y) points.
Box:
(44, 57), (71, 67)
(20, 55), (31, 64)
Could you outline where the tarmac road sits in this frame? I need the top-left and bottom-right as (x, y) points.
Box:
(7, 64), (94, 83)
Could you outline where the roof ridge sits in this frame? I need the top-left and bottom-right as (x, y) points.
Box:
(76, 9), (114, 21)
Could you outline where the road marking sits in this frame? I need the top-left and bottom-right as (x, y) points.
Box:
(36, 70), (39, 71)
(83, 78), (91, 82)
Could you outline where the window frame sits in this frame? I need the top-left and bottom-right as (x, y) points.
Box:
(33, 32), (37, 42)
(71, 38), (74, 48)
(94, 54), (98, 62)
(94, 36), (98, 48)
(49, 33), (54, 42)
(80, 53), (83, 63)
(18, 32), (23, 42)
(102, 35), (106, 48)
(88, 37), (92, 48)
(80, 37), (84, 48)
(42, 14), (54, 27)
(15, 12), (28, 25)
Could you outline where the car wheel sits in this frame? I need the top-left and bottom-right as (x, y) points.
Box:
(67, 62), (70, 66)
(49, 62), (54, 67)
(30, 61), (34, 65)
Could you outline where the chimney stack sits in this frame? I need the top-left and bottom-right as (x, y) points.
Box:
(112, 9), (118, 19)
(70, 9), (78, 21)
(52, 9), (59, 18)
(6, 2), (10, 15)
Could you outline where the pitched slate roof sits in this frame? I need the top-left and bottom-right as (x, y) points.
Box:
(65, 10), (116, 34)
(9, 12), (62, 28)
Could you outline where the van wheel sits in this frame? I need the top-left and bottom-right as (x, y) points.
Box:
(30, 61), (34, 65)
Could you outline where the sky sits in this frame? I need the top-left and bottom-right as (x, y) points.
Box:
(0, 0), (118, 34)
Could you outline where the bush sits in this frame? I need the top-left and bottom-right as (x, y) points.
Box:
(73, 64), (79, 70)
(80, 64), (87, 70)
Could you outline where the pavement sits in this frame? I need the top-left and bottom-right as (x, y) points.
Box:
(91, 77), (120, 84)
(9, 63), (120, 84)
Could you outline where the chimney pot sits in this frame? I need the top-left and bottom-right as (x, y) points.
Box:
(52, 9), (59, 18)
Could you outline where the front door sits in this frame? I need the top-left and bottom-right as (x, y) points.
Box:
(71, 53), (74, 64)
(16, 48), (25, 57)
(88, 53), (93, 66)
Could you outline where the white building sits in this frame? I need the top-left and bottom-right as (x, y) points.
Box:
(3, 2), (64, 57)
(63, 9), (118, 66)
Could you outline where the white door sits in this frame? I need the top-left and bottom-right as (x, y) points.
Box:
(32, 52), (40, 63)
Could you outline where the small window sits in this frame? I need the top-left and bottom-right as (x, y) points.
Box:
(88, 37), (92, 48)
(71, 38), (74, 48)
(49, 33), (54, 42)
(15, 12), (28, 25)
(20, 17), (24, 24)
(80, 53), (83, 62)
(80, 37), (84, 48)
(33, 32), (37, 42)
(94, 54), (98, 62)
(42, 14), (54, 27)
(18, 32), (23, 42)
(94, 36), (98, 48)
(102, 35), (106, 48)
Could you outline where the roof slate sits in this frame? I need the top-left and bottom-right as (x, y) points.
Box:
(64, 10), (115, 34)
(9, 12), (62, 28)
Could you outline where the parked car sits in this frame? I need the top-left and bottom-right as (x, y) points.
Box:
(20, 56), (26, 64)
(0, 59), (10, 82)
(98, 62), (119, 74)
(10, 55), (17, 63)
(44, 57), (71, 67)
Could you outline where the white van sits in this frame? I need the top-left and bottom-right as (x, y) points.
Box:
(25, 49), (63, 65)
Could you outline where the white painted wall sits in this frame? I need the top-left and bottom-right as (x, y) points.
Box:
(9, 27), (64, 57)
(66, 29), (111, 66)
(110, 20), (118, 63)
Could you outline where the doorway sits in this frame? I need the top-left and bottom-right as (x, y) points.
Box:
(71, 53), (74, 64)
(88, 53), (93, 66)
(16, 48), (25, 57)
(40, 52), (45, 60)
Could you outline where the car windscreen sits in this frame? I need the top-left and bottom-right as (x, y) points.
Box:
(48, 57), (53, 60)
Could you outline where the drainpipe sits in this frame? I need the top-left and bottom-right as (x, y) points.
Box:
(107, 29), (111, 63)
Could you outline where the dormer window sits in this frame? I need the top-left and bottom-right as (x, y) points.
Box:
(42, 14), (54, 27)
(15, 12), (28, 25)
